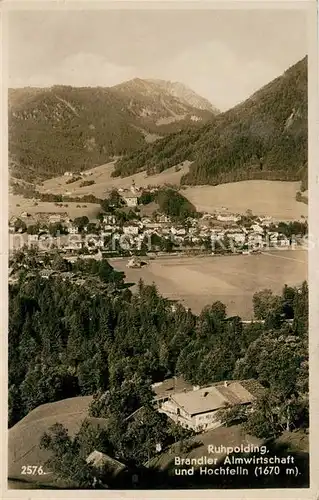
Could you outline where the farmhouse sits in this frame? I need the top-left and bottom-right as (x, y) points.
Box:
(158, 379), (263, 432)
(123, 194), (138, 207)
(86, 450), (127, 478)
(152, 377), (193, 405)
(121, 188), (140, 208)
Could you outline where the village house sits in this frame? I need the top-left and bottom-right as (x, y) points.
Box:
(260, 219), (272, 228)
(122, 192), (138, 207)
(121, 184), (141, 207)
(171, 227), (187, 236)
(158, 379), (264, 432)
(123, 224), (139, 236)
(48, 214), (62, 224)
(217, 214), (240, 223)
(158, 214), (171, 224)
(9, 216), (18, 225)
(86, 450), (129, 487)
(102, 214), (116, 225)
(9, 217), (18, 233)
(187, 218), (199, 228)
(86, 234), (105, 249)
(66, 224), (79, 235)
(141, 217), (152, 225)
(171, 235), (185, 245)
(64, 171), (73, 177)
(250, 223), (264, 234)
(199, 228), (211, 238)
(20, 211), (30, 218)
(268, 232), (279, 247)
(40, 270), (55, 279)
(136, 221), (145, 230)
(64, 240), (83, 252)
(277, 234), (291, 247)
(227, 232), (246, 245)
(144, 221), (162, 230)
(189, 236), (201, 244)
(248, 233), (264, 248)
(102, 224), (114, 233)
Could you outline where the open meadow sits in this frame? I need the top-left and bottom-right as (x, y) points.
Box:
(9, 195), (101, 221)
(37, 163), (307, 221)
(182, 181), (308, 221)
(39, 161), (191, 197)
(111, 250), (307, 319)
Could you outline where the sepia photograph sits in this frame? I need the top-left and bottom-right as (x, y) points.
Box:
(3, 0), (315, 493)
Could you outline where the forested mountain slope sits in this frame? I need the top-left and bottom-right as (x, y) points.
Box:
(114, 57), (307, 189)
(9, 81), (216, 182)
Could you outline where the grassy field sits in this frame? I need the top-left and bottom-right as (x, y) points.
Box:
(12, 162), (307, 223)
(148, 424), (263, 472)
(111, 250), (307, 319)
(182, 180), (308, 221)
(9, 195), (101, 220)
(38, 166), (306, 221)
(148, 425), (308, 488)
(8, 395), (109, 486)
(39, 161), (191, 197)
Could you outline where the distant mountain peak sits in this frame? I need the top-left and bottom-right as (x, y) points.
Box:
(113, 78), (219, 114)
(9, 77), (216, 181)
(145, 78), (218, 113)
(114, 57), (307, 186)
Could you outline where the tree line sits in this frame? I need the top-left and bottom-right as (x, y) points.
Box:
(8, 251), (308, 486)
(9, 253), (308, 427)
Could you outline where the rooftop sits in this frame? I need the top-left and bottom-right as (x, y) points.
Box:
(171, 380), (260, 416)
(121, 189), (141, 198)
(86, 450), (127, 476)
(152, 376), (193, 400)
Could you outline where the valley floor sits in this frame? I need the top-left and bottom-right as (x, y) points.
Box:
(111, 249), (307, 319)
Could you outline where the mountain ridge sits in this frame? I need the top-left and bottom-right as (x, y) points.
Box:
(114, 57), (307, 189)
(145, 78), (218, 113)
(9, 79), (217, 181)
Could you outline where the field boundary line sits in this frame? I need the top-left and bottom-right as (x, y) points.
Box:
(261, 251), (306, 264)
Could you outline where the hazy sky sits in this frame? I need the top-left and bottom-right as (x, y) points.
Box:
(8, 8), (307, 110)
